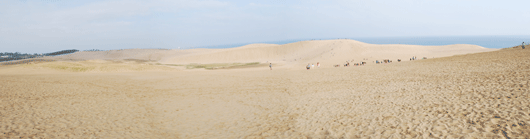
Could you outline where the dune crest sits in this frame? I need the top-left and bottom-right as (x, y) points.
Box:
(37, 39), (496, 70)
(1, 39), (498, 71)
(159, 39), (496, 68)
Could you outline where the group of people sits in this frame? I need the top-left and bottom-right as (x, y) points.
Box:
(335, 59), (366, 67)
(410, 56), (417, 61)
(306, 62), (320, 70)
(270, 42), (530, 70)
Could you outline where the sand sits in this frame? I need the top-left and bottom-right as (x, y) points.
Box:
(1, 40), (529, 138)
(51, 40), (495, 68)
(158, 40), (495, 69)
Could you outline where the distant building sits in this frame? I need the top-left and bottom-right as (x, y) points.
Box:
(1, 55), (9, 58)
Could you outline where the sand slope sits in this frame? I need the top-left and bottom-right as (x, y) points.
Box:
(45, 40), (496, 70)
(2, 42), (529, 138)
(51, 49), (181, 61)
(159, 40), (496, 69)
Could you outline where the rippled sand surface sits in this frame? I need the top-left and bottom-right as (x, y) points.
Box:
(1, 48), (529, 138)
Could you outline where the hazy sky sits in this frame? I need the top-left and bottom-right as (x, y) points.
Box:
(1, 0), (529, 53)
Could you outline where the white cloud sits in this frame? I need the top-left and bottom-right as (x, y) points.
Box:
(149, 0), (229, 12)
(248, 2), (283, 7)
(0, 0), (232, 53)
(0, 0), (230, 33)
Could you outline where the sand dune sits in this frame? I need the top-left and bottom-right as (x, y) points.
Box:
(2, 41), (529, 138)
(158, 40), (495, 69)
(47, 40), (496, 70)
(51, 49), (181, 61)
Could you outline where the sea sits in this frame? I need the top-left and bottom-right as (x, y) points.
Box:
(195, 36), (530, 49)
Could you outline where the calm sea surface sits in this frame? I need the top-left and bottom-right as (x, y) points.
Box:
(198, 36), (530, 49)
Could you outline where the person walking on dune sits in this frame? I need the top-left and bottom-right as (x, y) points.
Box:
(523, 42), (526, 49)
(269, 63), (272, 70)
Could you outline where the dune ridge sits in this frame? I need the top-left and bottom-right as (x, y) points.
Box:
(159, 40), (495, 67)
(43, 39), (496, 70)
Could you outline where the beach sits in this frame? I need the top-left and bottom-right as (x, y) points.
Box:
(1, 40), (529, 138)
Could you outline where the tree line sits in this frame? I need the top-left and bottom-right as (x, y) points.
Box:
(0, 49), (79, 62)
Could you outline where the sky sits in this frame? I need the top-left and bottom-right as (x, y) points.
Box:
(1, 0), (529, 53)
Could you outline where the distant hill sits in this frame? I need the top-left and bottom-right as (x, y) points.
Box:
(159, 39), (497, 69)
(0, 49), (78, 62)
(44, 39), (498, 70)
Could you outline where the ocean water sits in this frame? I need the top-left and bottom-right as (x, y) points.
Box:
(197, 36), (530, 49)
